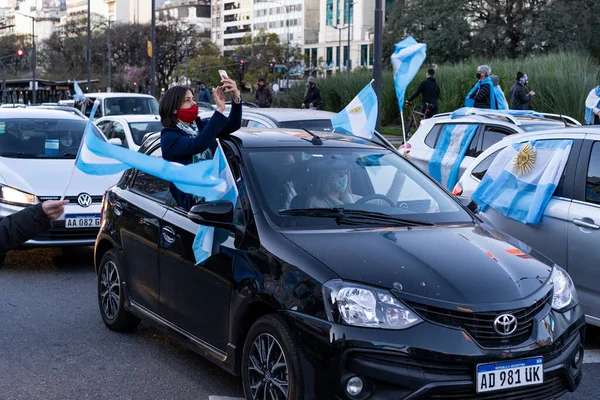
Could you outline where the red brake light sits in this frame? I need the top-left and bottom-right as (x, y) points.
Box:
(451, 183), (463, 196)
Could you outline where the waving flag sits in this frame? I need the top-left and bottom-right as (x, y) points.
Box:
(73, 80), (85, 101)
(429, 124), (478, 190)
(331, 80), (378, 139)
(585, 86), (600, 125)
(391, 36), (427, 111)
(72, 101), (226, 199)
(450, 108), (545, 119)
(472, 139), (573, 224)
(192, 141), (239, 264)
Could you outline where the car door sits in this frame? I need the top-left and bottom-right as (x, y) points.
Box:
(96, 120), (112, 140)
(108, 121), (130, 148)
(116, 146), (170, 313)
(567, 135), (600, 322)
(157, 146), (241, 350)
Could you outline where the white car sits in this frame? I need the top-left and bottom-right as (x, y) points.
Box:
(0, 108), (120, 248)
(79, 93), (159, 120)
(95, 114), (163, 152)
(406, 110), (580, 179)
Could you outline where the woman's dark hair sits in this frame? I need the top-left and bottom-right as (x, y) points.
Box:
(159, 85), (192, 128)
(516, 71), (525, 81)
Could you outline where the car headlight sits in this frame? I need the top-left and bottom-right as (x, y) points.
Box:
(549, 266), (578, 311)
(323, 280), (422, 329)
(0, 185), (38, 206)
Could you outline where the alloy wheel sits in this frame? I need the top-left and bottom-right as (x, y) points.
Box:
(100, 260), (120, 320)
(247, 333), (289, 400)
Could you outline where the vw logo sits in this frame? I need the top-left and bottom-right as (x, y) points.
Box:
(493, 314), (518, 336)
(77, 193), (92, 208)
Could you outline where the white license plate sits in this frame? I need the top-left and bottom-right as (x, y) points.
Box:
(65, 214), (101, 229)
(476, 357), (543, 393)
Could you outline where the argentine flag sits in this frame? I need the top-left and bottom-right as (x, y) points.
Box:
(471, 139), (573, 224)
(192, 141), (239, 264)
(429, 124), (478, 190)
(331, 80), (378, 139)
(74, 101), (226, 200)
(73, 80), (85, 101)
(450, 107), (545, 120)
(391, 36), (427, 110)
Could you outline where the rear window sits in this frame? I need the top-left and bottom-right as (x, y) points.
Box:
(279, 119), (333, 132)
(128, 121), (163, 145)
(105, 98), (159, 116)
(471, 149), (502, 180)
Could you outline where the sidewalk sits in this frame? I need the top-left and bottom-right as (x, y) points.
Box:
(383, 135), (404, 146)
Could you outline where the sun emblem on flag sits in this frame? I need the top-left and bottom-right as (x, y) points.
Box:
(349, 106), (363, 114)
(513, 142), (536, 176)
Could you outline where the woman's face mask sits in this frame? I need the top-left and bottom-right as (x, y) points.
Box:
(330, 174), (348, 193)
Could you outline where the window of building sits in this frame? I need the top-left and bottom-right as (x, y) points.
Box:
(344, 0), (354, 24)
(336, 46), (340, 67)
(326, 47), (333, 64)
(343, 45), (348, 66)
(361, 44), (368, 66)
(311, 48), (317, 67)
(336, 0), (341, 24)
(305, 48), (310, 65)
(369, 43), (374, 65)
(326, 0), (334, 26)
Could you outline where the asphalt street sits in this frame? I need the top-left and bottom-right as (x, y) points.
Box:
(0, 247), (598, 400)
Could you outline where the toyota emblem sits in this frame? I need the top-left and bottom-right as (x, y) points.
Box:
(493, 314), (518, 336)
(77, 193), (92, 208)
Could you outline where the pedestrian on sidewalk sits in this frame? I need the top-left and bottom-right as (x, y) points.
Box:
(255, 78), (272, 108)
(465, 65), (497, 109)
(197, 82), (211, 104)
(302, 76), (322, 110)
(510, 72), (535, 110)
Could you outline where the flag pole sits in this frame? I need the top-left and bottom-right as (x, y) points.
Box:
(60, 100), (100, 201)
(400, 109), (407, 146)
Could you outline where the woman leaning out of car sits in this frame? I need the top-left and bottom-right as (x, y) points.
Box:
(160, 79), (242, 210)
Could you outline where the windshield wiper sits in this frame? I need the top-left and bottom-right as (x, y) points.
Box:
(0, 152), (41, 158)
(279, 208), (434, 226)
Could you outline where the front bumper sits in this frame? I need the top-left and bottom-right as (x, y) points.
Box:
(287, 305), (585, 400)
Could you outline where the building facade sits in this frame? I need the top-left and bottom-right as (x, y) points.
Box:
(157, 0), (210, 35)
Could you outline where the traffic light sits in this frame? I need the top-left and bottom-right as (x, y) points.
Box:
(16, 49), (24, 57)
(268, 62), (274, 73)
(240, 59), (245, 71)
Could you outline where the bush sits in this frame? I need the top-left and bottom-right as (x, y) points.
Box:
(279, 53), (600, 125)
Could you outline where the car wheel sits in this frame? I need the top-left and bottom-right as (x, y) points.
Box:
(97, 249), (140, 332)
(242, 315), (304, 400)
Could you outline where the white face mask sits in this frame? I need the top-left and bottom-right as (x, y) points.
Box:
(60, 134), (73, 147)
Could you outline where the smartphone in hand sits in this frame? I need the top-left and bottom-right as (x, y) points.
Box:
(218, 70), (229, 80)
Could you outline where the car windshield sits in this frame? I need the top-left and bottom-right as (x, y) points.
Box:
(0, 118), (88, 159)
(246, 147), (472, 229)
(104, 98), (159, 116)
(278, 119), (333, 132)
(128, 121), (164, 145)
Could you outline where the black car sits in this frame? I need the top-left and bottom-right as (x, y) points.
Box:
(95, 129), (584, 400)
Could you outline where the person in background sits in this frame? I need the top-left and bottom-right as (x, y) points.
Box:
(197, 82), (211, 104)
(302, 76), (322, 110)
(490, 75), (509, 110)
(465, 65), (497, 109)
(510, 72), (535, 110)
(160, 78), (242, 211)
(585, 85), (600, 125)
(407, 68), (440, 117)
(255, 78), (273, 108)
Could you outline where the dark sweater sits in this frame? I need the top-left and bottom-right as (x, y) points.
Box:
(510, 82), (532, 110)
(471, 81), (492, 109)
(161, 101), (242, 210)
(408, 77), (440, 105)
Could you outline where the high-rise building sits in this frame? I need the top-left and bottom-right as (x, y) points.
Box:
(157, 0), (210, 35)
(211, 0), (253, 56)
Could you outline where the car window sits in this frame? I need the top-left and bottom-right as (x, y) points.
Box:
(128, 121), (163, 145)
(585, 142), (600, 205)
(131, 147), (171, 202)
(424, 125), (441, 148)
(83, 99), (103, 118)
(279, 119), (333, 132)
(97, 121), (111, 137)
(247, 119), (269, 128)
(471, 149), (502, 180)
(109, 122), (129, 148)
(105, 97), (159, 115)
(480, 126), (513, 155)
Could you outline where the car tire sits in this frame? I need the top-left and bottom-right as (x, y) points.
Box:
(242, 314), (304, 400)
(97, 249), (140, 332)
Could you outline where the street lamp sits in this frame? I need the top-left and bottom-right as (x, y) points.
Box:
(257, 0), (290, 90)
(104, 20), (114, 92)
(346, 2), (358, 72)
(332, 24), (348, 73)
(15, 11), (36, 104)
(151, 0), (156, 97)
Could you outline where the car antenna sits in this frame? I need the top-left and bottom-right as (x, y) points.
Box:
(302, 128), (323, 145)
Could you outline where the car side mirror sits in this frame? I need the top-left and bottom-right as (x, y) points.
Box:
(188, 200), (243, 235)
(108, 138), (123, 146)
(457, 196), (479, 214)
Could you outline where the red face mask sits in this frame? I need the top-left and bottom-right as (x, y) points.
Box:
(176, 103), (199, 124)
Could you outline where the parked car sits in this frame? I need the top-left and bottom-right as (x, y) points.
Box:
(95, 114), (162, 152)
(58, 99), (75, 107)
(407, 110), (580, 180)
(0, 108), (120, 250)
(95, 128), (584, 399)
(456, 126), (600, 329)
(79, 93), (159, 120)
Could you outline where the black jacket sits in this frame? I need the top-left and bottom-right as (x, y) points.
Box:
(470, 82), (492, 109)
(510, 82), (532, 110)
(408, 77), (440, 105)
(0, 203), (51, 254)
(303, 84), (322, 108)
(255, 86), (272, 108)
(161, 101), (242, 210)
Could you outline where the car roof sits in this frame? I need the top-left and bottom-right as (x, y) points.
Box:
(430, 112), (579, 130)
(85, 93), (156, 100)
(97, 114), (160, 123)
(243, 108), (336, 122)
(0, 108), (85, 120)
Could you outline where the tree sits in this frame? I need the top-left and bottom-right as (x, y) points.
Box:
(0, 34), (32, 78)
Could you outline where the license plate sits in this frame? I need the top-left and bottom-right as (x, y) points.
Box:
(476, 357), (543, 393)
(65, 214), (101, 229)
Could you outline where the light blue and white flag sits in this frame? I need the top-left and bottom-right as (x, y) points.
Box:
(74, 101), (226, 199)
(331, 80), (378, 139)
(472, 139), (573, 224)
(450, 107), (544, 120)
(585, 86), (600, 125)
(391, 36), (427, 111)
(73, 80), (85, 101)
(429, 124), (478, 190)
(192, 141), (239, 264)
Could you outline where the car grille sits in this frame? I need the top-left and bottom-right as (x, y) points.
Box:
(428, 375), (567, 399)
(33, 222), (99, 242)
(349, 353), (472, 377)
(406, 291), (552, 348)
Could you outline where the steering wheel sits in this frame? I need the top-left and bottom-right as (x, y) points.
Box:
(60, 145), (80, 156)
(355, 194), (396, 206)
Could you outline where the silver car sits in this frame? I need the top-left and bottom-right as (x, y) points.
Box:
(456, 127), (600, 327)
(406, 111), (580, 180)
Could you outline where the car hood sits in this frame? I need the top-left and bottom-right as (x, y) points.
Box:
(0, 158), (120, 196)
(282, 224), (554, 306)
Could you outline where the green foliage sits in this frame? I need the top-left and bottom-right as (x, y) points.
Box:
(280, 53), (600, 125)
